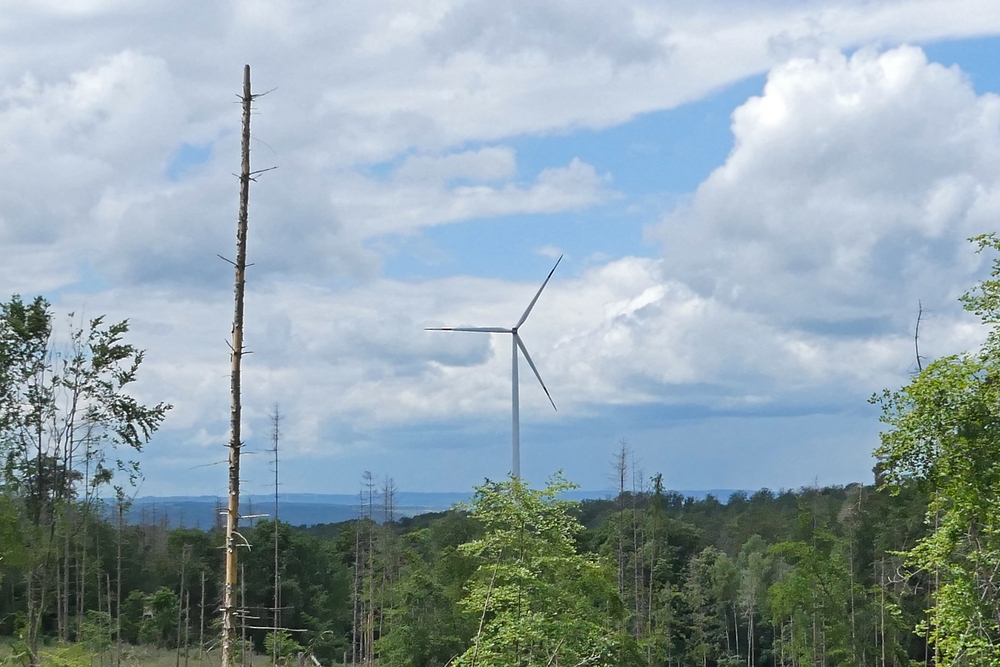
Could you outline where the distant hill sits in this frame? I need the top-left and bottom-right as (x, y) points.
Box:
(124, 489), (745, 529)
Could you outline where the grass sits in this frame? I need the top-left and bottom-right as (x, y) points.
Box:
(0, 642), (243, 667)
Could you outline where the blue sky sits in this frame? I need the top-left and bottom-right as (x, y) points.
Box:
(3, 2), (1000, 497)
(379, 74), (768, 282)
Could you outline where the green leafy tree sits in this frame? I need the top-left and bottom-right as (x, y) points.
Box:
(78, 610), (114, 654)
(453, 475), (640, 667)
(737, 535), (772, 667)
(265, 629), (304, 666)
(874, 233), (1000, 666)
(141, 587), (179, 647)
(682, 547), (737, 667)
(120, 589), (146, 645)
(0, 295), (170, 660)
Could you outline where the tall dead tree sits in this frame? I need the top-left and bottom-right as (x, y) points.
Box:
(271, 405), (281, 667)
(223, 64), (255, 667)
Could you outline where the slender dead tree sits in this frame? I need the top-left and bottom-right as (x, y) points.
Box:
(223, 64), (255, 667)
(271, 405), (281, 667)
(177, 544), (191, 667)
(184, 589), (191, 667)
(613, 441), (628, 598)
(199, 570), (206, 667)
(351, 490), (363, 666)
(116, 499), (123, 667)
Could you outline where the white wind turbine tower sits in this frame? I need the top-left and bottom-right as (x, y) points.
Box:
(427, 256), (562, 478)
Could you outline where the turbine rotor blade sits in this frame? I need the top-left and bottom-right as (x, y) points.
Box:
(515, 334), (557, 411)
(425, 327), (512, 333)
(515, 255), (563, 329)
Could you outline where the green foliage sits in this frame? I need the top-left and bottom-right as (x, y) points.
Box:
(0, 295), (172, 661)
(239, 519), (351, 662)
(453, 475), (641, 667)
(264, 630), (303, 665)
(78, 611), (114, 654)
(376, 509), (480, 667)
(35, 644), (91, 667)
(140, 587), (178, 648)
(875, 235), (1000, 665)
(0, 297), (171, 503)
(120, 590), (146, 645)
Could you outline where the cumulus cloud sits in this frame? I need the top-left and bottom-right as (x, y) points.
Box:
(653, 46), (1000, 334)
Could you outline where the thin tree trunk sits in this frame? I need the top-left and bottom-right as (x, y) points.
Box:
(734, 605), (739, 657)
(77, 523), (86, 639)
(615, 443), (627, 600)
(200, 570), (206, 667)
(272, 406), (281, 667)
(177, 545), (189, 667)
(116, 501), (123, 667)
(880, 558), (886, 667)
(185, 590), (191, 667)
(223, 63), (254, 667)
(631, 462), (642, 638)
(352, 496), (361, 666)
(365, 474), (375, 667)
(241, 564), (248, 667)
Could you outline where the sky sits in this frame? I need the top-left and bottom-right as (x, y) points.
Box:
(4, 0), (1000, 497)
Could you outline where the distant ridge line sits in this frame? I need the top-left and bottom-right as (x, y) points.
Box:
(122, 489), (756, 529)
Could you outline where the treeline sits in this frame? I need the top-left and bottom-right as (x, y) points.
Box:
(0, 467), (936, 667)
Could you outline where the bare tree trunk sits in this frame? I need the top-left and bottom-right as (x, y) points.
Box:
(880, 558), (886, 667)
(223, 64), (254, 667)
(60, 510), (68, 642)
(365, 473), (375, 667)
(352, 494), (362, 667)
(116, 501), (123, 667)
(272, 405), (281, 667)
(631, 461), (642, 638)
(77, 523), (86, 639)
(177, 545), (190, 667)
(377, 476), (396, 649)
(200, 570), (206, 667)
(184, 589), (191, 667)
(613, 441), (628, 605)
(734, 605), (739, 657)
(241, 564), (249, 667)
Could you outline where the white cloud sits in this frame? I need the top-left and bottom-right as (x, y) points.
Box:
(61, 253), (935, 466)
(537, 245), (563, 259)
(393, 147), (517, 184)
(0, 51), (181, 245)
(653, 46), (1000, 332)
(2, 2), (1000, 297)
(331, 154), (613, 237)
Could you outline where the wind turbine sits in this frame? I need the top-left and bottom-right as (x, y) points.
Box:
(427, 256), (562, 478)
